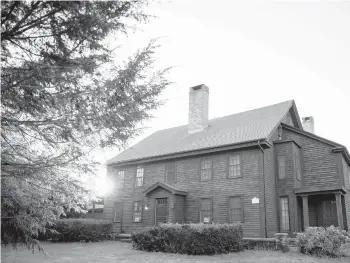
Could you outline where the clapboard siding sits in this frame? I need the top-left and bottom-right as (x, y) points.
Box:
(342, 157), (350, 230)
(282, 129), (340, 187)
(104, 148), (263, 237)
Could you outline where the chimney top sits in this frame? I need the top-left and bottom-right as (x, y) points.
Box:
(302, 116), (315, 134)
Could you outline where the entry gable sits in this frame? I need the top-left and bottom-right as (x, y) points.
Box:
(143, 182), (187, 196)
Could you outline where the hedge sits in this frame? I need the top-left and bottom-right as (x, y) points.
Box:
(295, 226), (349, 257)
(38, 218), (114, 242)
(131, 223), (243, 255)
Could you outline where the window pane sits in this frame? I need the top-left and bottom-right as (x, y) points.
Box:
(229, 197), (242, 222)
(278, 156), (286, 179)
(136, 168), (144, 187)
(201, 210), (211, 223)
(166, 171), (175, 183)
(133, 201), (142, 222)
(201, 199), (211, 210)
(229, 154), (241, 178)
(200, 199), (211, 223)
(201, 168), (211, 181)
(165, 162), (175, 171)
(116, 171), (125, 188)
(280, 197), (289, 231)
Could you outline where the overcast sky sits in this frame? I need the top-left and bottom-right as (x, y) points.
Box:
(97, 0), (350, 167)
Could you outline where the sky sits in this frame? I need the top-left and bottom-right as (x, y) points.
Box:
(94, 0), (350, 188)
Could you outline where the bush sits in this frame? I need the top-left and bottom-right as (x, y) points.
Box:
(38, 218), (113, 242)
(131, 223), (243, 255)
(243, 239), (278, 251)
(295, 226), (349, 257)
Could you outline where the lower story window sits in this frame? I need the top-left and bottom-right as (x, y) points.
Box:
(280, 197), (290, 231)
(229, 196), (243, 222)
(200, 198), (212, 223)
(133, 201), (142, 222)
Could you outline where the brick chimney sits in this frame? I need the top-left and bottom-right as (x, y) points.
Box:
(188, 84), (209, 134)
(302, 116), (315, 134)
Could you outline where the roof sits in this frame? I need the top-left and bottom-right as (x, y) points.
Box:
(143, 182), (188, 196)
(108, 100), (295, 164)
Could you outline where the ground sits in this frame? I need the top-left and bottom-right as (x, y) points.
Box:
(2, 241), (350, 263)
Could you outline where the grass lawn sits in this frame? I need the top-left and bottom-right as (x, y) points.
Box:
(2, 241), (350, 263)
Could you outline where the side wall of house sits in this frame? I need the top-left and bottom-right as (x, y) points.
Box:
(342, 157), (350, 230)
(104, 148), (264, 237)
(281, 129), (341, 188)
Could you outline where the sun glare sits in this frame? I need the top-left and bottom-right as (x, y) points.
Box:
(95, 176), (114, 197)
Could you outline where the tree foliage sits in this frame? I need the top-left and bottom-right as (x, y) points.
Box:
(1, 0), (171, 250)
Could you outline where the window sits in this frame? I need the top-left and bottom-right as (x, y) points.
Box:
(116, 170), (125, 188)
(295, 153), (301, 181)
(228, 154), (241, 178)
(165, 162), (176, 183)
(229, 196), (243, 222)
(200, 158), (212, 181)
(133, 201), (142, 222)
(135, 167), (144, 187)
(279, 197), (290, 231)
(277, 156), (286, 179)
(113, 202), (123, 222)
(200, 198), (212, 223)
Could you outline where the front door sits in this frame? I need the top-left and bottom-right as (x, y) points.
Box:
(155, 198), (168, 225)
(324, 200), (338, 227)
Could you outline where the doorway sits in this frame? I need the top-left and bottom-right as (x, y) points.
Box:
(155, 198), (168, 225)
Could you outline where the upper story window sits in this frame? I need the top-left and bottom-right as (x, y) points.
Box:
(165, 162), (176, 183)
(228, 154), (241, 178)
(200, 198), (212, 223)
(277, 156), (286, 179)
(200, 158), (212, 181)
(294, 153), (301, 181)
(116, 170), (125, 188)
(229, 196), (243, 222)
(135, 167), (144, 187)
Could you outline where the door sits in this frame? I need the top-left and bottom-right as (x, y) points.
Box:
(324, 200), (338, 227)
(155, 198), (168, 225)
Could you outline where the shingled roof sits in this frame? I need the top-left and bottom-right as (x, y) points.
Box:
(108, 100), (297, 164)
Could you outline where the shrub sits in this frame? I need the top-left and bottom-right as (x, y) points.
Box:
(295, 226), (349, 257)
(131, 223), (243, 255)
(38, 218), (113, 242)
(243, 239), (278, 251)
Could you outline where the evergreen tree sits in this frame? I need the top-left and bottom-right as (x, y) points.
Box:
(1, 1), (171, 249)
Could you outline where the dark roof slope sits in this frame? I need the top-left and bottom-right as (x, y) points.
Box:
(108, 100), (295, 164)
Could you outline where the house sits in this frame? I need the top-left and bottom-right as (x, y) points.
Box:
(104, 84), (350, 237)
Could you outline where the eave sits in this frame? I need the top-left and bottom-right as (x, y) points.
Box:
(108, 139), (272, 167)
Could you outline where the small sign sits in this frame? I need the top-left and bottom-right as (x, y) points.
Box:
(203, 217), (210, 223)
(252, 197), (259, 204)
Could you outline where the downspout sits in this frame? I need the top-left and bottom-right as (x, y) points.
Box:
(258, 140), (268, 238)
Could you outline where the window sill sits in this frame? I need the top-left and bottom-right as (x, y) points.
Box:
(227, 176), (243, 179)
(132, 221), (142, 223)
